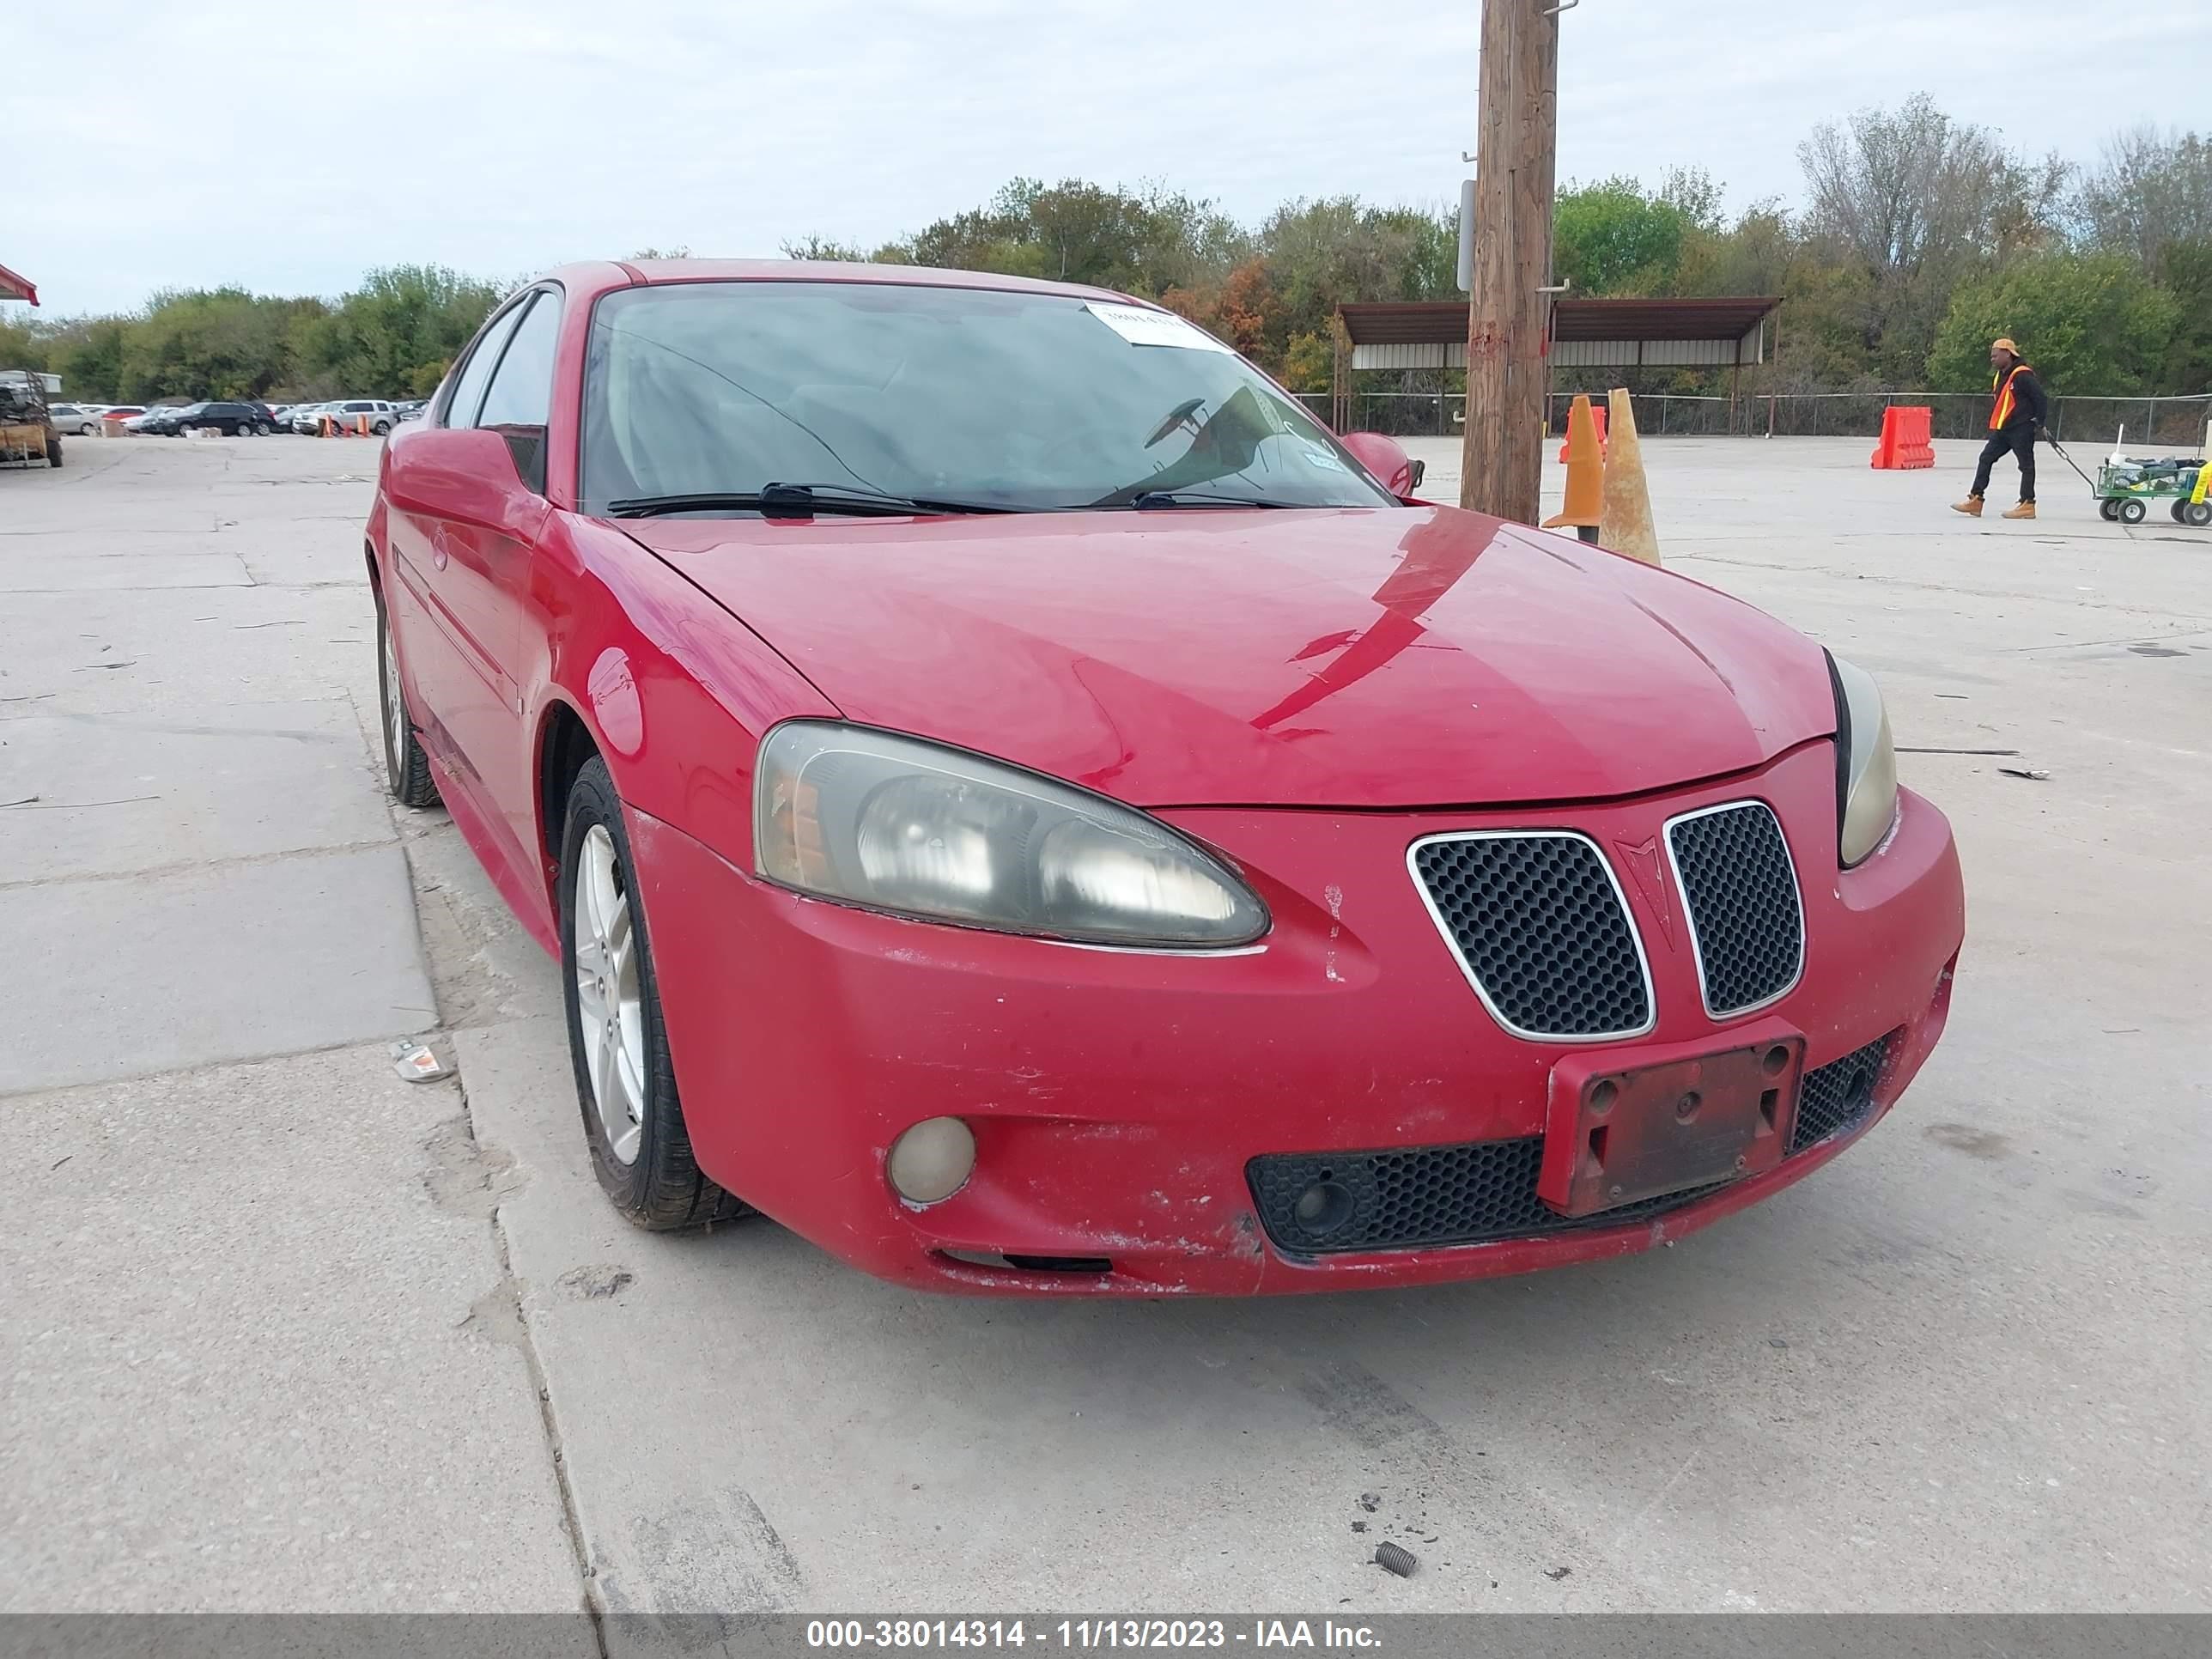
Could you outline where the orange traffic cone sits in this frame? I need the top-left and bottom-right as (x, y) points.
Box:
(1543, 394), (1604, 541)
(1597, 389), (1661, 567)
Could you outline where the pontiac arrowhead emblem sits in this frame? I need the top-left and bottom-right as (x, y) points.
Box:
(1615, 836), (1677, 950)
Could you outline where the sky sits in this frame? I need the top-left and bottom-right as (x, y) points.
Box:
(11, 0), (2212, 318)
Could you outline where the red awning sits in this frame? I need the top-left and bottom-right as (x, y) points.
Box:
(0, 262), (40, 306)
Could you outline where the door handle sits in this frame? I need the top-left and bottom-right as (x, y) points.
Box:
(429, 527), (450, 570)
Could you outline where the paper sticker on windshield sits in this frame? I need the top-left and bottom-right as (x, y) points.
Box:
(1085, 302), (1236, 354)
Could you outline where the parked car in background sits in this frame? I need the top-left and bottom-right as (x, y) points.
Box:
(131, 405), (195, 434)
(47, 403), (104, 435)
(394, 400), (428, 423)
(97, 405), (147, 425)
(171, 399), (280, 436)
(289, 402), (334, 434)
(319, 398), (399, 435)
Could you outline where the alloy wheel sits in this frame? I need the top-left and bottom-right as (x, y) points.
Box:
(574, 825), (646, 1164)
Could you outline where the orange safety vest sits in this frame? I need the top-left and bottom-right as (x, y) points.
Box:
(1990, 362), (2033, 429)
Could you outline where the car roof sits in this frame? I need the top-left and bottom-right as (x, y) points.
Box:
(535, 258), (1134, 307)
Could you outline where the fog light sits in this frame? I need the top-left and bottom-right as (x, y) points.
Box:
(886, 1117), (976, 1206)
(1292, 1176), (1354, 1239)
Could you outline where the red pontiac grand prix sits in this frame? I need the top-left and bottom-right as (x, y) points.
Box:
(368, 259), (1963, 1295)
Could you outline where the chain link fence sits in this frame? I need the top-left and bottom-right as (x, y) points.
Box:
(1304, 390), (2212, 450)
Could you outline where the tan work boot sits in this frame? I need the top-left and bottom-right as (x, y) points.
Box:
(1951, 495), (1984, 517)
(2002, 501), (2037, 520)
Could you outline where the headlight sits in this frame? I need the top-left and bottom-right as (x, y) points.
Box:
(1827, 653), (1899, 866)
(754, 723), (1269, 948)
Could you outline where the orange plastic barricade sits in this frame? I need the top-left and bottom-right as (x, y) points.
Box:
(1558, 403), (1607, 464)
(1873, 406), (1935, 470)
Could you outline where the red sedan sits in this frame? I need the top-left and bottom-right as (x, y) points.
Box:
(368, 259), (1962, 1295)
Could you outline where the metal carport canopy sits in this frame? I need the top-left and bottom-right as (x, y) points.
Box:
(0, 263), (40, 306)
(1339, 296), (1779, 369)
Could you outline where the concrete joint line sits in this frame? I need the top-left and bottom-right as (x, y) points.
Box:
(455, 1066), (611, 1657)
(0, 837), (403, 894)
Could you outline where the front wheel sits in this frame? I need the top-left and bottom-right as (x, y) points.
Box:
(2185, 501), (2212, 529)
(46, 434), (63, 468)
(2100, 498), (2121, 521)
(558, 757), (750, 1231)
(2119, 498), (2147, 525)
(254, 422), (273, 436)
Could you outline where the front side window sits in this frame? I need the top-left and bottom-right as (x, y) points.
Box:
(580, 281), (1393, 514)
(475, 292), (558, 430)
(443, 301), (526, 429)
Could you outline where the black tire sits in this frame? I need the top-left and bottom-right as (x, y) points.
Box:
(372, 419), (392, 436)
(2119, 498), (2147, 525)
(374, 590), (441, 808)
(558, 756), (750, 1231)
(2100, 498), (2121, 521)
(254, 422), (273, 436)
(2185, 501), (2212, 529)
(46, 433), (62, 468)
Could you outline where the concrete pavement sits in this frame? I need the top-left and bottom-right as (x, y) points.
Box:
(1, 437), (582, 1613)
(3, 433), (2208, 1616)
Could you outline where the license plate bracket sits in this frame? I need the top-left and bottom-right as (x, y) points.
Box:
(1539, 1029), (1804, 1218)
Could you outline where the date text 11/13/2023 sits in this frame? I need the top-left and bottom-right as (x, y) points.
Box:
(805, 1620), (1382, 1650)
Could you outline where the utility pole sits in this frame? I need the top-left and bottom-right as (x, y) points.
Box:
(1461, 0), (1561, 525)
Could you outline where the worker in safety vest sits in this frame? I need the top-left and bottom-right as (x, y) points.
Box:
(1952, 337), (2049, 520)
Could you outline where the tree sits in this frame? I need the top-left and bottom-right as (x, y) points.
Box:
(290, 265), (501, 398)
(1928, 251), (2179, 398)
(780, 235), (867, 261)
(2069, 128), (2212, 270)
(1553, 177), (1694, 295)
(1797, 94), (2068, 380)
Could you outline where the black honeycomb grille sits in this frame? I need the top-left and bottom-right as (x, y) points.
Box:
(1247, 1032), (1900, 1255)
(1790, 1031), (1893, 1153)
(1249, 1138), (1719, 1255)
(1668, 803), (1804, 1016)
(1413, 835), (1649, 1037)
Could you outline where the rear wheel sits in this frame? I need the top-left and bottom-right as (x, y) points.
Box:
(2119, 498), (2147, 525)
(2100, 498), (2121, 521)
(254, 422), (273, 436)
(374, 590), (441, 808)
(372, 419), (393, 436)
(46, 433), (62, 468)
(558, 757), (750, 1231)
(2185, 501), (2212, 529)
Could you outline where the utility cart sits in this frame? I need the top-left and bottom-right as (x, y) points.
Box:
(2095, 453), (2209, 526)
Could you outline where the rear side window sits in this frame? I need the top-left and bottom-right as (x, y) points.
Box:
(474, 293), (558, 430)
(443, 302), (526, 429)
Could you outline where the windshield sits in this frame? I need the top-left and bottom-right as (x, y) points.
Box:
(580, 281), (1395, 515)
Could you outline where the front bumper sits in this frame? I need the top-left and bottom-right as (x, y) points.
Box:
(630, 740), (1963, 1295)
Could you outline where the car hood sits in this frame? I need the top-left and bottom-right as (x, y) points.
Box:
(618, 506), (1838, 809)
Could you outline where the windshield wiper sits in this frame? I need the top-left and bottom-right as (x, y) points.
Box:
(1123, 489), (1300, 510)
(605, 482), (1020, 520)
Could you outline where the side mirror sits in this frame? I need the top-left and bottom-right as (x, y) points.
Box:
(1340, 431), (1419, 500)
(382, 423), (543, 523)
